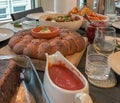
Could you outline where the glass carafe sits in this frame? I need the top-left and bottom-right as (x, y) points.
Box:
(96, 0), (115, 15)
(106, 0), (117, 23)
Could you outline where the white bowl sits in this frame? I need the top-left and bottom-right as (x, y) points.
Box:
(39, 13), (83, 30)
(81, 14), (109, 29)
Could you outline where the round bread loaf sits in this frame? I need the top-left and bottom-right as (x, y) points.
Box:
(8, 28), (85, 60)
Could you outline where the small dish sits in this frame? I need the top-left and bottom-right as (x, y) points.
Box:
(13, 21), (22, 27)
(31, 26), (60, 39)
(112, 21), (120, 29)
(108, 51), (120, 75)
(13, 18), (25, 27)
(0, 28), (14, 42)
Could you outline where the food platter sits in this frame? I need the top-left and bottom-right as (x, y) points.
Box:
(26, 11), (55, 20)
(0, 28), (14, 42)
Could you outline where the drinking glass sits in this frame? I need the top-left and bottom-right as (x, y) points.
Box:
(22, 17), (37, 29)
(86, 21), (107, 44)
(85, 45), (111, 80)
(106, 11), (117, 25)
(93, 27), (116, 56)
(106, 0), (117, 25)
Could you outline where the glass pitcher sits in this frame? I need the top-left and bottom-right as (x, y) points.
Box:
(96, 0), (115, 15)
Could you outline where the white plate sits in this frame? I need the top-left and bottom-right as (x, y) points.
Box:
(26, 11), (55, 20)
(108, 51), (120, 75)
(0, 28), (14, 42)
(112, 21), (120, 29)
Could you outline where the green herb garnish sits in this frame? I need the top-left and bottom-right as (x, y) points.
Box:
(41, 27), (49, 32)
(63, 16), (69, 21)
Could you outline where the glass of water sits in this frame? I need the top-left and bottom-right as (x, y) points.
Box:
(93, 27), (116, 56)
(22, 17), (37, 29)
(85, 45), (111, 80)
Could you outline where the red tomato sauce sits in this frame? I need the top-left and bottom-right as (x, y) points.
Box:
(48, 63), (84, 90)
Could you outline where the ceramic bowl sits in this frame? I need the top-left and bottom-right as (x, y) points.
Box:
(39, 13), (83, 30)
(82, 14), (109, 29)
(31, 26), (60, 39)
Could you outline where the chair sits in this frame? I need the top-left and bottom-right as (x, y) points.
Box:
(11, 7), (44, 21)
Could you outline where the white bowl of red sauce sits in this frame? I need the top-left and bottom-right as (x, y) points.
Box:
(43, 51), (93, 103)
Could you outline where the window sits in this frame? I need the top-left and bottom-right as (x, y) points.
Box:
(0, 0), (34, 21)
(0, 8), (7, 18)
(79, 0), (120, 11)
(13, 6), (26, 12)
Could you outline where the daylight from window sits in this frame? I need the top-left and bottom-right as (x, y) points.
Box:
(0, 0), (32, 21)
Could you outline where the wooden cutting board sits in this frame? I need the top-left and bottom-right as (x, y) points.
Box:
(0, 37), (88, 71)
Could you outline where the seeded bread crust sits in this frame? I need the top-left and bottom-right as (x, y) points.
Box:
(9, 28), (85, 60)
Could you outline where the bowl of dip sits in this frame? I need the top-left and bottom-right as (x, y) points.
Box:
(31, 26), (60, 39)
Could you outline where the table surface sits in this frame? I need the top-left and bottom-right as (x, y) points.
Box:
(0, 23), (120, 103)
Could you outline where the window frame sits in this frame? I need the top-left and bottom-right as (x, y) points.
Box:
(0, 0), (36, 23)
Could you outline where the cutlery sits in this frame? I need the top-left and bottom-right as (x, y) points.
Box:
(83, 13), (92, 25)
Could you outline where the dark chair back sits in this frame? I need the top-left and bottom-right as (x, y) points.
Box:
(11, 7), (44, 21)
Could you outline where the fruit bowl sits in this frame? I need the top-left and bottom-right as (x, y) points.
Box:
(82, 14), (109, 29)
(31, 26), (60, 39)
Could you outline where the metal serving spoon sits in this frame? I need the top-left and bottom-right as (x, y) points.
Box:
(83, 13), (92, 25)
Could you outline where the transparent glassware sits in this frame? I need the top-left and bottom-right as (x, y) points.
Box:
(93, 27), (116, 56)
(0, 55), (51, 103)
(106, 0), (117, 24)
(85, 45), (111, 80)
(21, 17), (37, 29)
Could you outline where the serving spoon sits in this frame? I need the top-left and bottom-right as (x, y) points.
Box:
(83, 13), (92, 25)
(83, 13), (102, 27)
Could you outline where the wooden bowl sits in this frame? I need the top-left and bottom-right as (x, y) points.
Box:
(31, 26), (60, 39)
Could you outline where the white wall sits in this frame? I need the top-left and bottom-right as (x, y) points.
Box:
(40, 0), (54, 11)
(40, 0), (78, 12)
